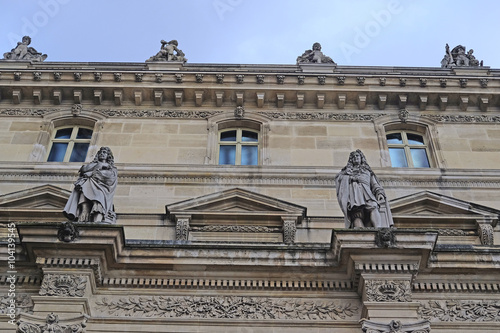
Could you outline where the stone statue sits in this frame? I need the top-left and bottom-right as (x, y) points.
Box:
(296, 42), (335, 64)
(146, 39), (187, 62)
(335, 150), (393, 228)
(441, 43), (482, 68)
(2, 36), (47, 62)
(63, 147), (117, 223)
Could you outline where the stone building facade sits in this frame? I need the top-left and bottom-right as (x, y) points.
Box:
(0, 41), (499, 332)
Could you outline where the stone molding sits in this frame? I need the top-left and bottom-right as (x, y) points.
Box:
(39, 274), (87, 297)
(419, 300), (500, 322)
(36, 257), (102, 286)
(413, 281), (500, 293)
(364, 280), (412, 302)
(95, 295), (359, 321)
(3, 164), (500, 190)
(100, 276), (354, 291)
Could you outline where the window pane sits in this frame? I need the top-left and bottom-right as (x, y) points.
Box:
(407, 133), (425, 145)
(69, 143), (89, 162)
(389, 148), (408, 167)
(54, 128), (73, 139)
(47, 143), (68, 162)
(242, 130), (258, 142)
(219, 145), (236, 165)
(220, 130), (237, 142)
(241, 146), (258, 165)
(76, 128), (93, 139)
(410, 148), (430, 168)
(386, 133), (403, 144)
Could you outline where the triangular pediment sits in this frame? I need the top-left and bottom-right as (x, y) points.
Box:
(0, 184), (70, 209)
(166, 188), (306, 224)
(0, 185), (71, 222)
(389, 191), (499, 228)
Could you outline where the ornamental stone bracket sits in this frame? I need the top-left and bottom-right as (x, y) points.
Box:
(17, 312), (88, 333)
(476, 220), (496, 246)
(175, 215), (190, 241)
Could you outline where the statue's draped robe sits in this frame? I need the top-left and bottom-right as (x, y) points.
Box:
(64, 163), (117, 223)
(335, 167), (392, 228)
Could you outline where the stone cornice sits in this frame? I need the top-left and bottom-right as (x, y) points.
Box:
(2, 163), (500, 189)
(0, 61), (498, 111)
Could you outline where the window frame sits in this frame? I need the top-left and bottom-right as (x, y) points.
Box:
(217, 128), (260, 166)
(386, 130), (430, 168)
(205, 113), (270, 166)
(46, 125), (94, 162)
(373, 114), (445, 169)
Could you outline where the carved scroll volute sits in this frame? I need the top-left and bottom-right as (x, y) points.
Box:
(176, 216), (191, 241)
(477, 223), (494, 246)
(282, 217), (297, 244)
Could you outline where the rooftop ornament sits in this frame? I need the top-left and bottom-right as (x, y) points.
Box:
(296, 42), (335, 65)
(2, 36), (47, 62)
(441, 43), (482, 68)
(147, 39), (187, 63)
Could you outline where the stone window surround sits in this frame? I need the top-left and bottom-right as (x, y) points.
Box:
(374, 114), (445, 169)
(29, 110), (104, 162)
(205, 112), (270, 165)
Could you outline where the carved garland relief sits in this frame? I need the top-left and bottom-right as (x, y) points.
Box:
(95, 296), (359, 321)
(419, 300), (500, 322)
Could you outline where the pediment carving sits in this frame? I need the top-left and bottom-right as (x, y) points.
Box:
(389, 191), (498, 242)
(166, 188), (307, 243)
(0, 185), (70, 221)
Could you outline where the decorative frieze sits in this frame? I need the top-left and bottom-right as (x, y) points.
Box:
(0, 294), (33, 315)
(36, 257), (102, 286)
(365, 280), (412, 302)
(95, 296), (359, 320)
(422, 114), (500, 123)
(191, 225), (278, 233)
(39, 274), (87, 297)
(419, 300), (500, 322)
(258, 111), (385, 121)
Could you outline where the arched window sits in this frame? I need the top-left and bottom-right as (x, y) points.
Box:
(218, 128), (259, 165)
(46, 125), (93, 162)
(386, 131), (430, 168)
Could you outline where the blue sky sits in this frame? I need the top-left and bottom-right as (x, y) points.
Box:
(1, 0), (498, 67)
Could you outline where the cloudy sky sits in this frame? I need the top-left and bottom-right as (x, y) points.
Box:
(1, 0), (498, 68)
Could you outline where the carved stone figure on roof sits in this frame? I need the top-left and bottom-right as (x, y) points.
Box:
(147, 39), (187, 62)
(63, 147), (118, 224)
(2, 36), (47, 62)
(441, 43), (483, 68)
(335, 150), (393, 228)
(296, 42), (335, 64)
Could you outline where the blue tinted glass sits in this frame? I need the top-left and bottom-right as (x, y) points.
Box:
(410, 148), (430, 168)
(219, 145), (236, 165)
(242, 131), (258, 142)
(220, 130), (237, 142)
(54, 128), (73, 139)
(69, 143), (89, 162)
(389, 148), (408, 167)
(386, 133), (403, 144)
(76, 128), (93, 139)
(407, 133), (425, 145)
(47, 143), (68, 162)
(241, 146), (258, 165)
